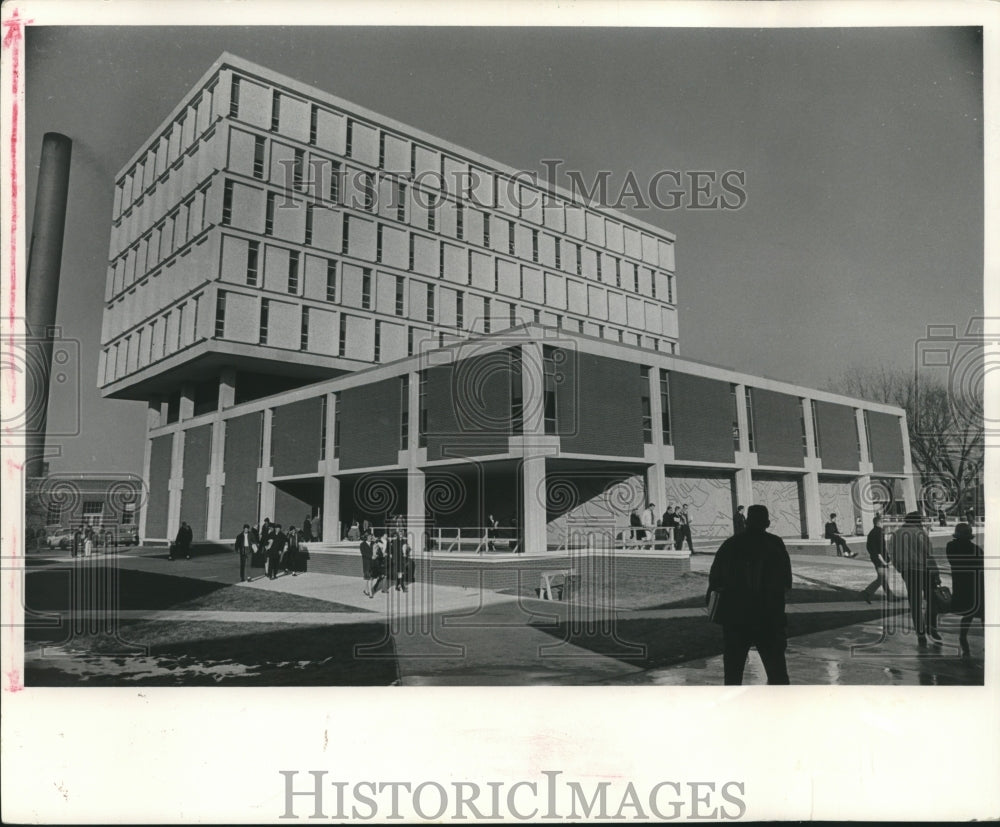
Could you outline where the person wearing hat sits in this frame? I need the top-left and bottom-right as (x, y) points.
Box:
(946, 523), (984, 657)
(891, 511), (942, 645)
(707, 504), (793, 685)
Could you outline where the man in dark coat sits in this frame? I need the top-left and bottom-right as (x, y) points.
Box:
(266, 523), (286, 580)
(946, 523), (984, 656)
(360, 530), (374, 596)
(707, 505), (792, 685)
(824, 513), (855, 557)
(235, 524), (257, 583)
(861, 515), (893, 602)
(891, 511), (941, 645)
(733, 505), (747, 534)
(302, 514), (314, 542)
(173, 521), (193, 560)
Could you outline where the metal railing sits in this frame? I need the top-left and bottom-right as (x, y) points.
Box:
(425, 526), (519, 555)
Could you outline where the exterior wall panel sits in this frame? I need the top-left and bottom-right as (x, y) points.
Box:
(179, 424), (212, 538)
(145, 435), (173, 537)
(271, 396), (324, 476)
(338, 378), (401, 469)
(220, 412), (263, 537)
(670, 373), (735, 463)
(753, 388), (805, 468)
(868, 411), (905, 474)
(815, 400), (860, 471)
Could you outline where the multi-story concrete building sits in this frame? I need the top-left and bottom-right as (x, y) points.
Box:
(99, 53), (916, 555)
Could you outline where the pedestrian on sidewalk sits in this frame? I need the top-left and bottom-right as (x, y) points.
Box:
(675, 504), (694, 552)
(861, 515), (893, 603)
(733, 505), (747, 534)
(946, 523), (984, 657)
(891, 511), (942, 646)
(360, 530), (374, 596)
(235, 524), (257, 583)
(707, 505), (792, 685)
(368, 536), (387, 597)
(266, 523), (285, 580)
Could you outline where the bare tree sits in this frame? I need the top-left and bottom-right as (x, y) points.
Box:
(830, 366), (984, 516)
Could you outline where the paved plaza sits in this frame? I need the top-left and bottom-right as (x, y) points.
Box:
(21, 540), (985, 686)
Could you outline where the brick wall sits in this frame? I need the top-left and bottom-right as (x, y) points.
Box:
(339, 377), (401, 469)
(867, 411), (905, 473)
(753, 388), (805, 468)
(271, 396), (324, 476)
(220, 412), (263, 538)
(814, 400), (860, 472)
(670, 372), (735, 463)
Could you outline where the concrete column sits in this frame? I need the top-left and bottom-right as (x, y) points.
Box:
(258, 408), (275, 522)
(734, 382), (751, 455)
(167, 429), (185, 541)
(219, 367), (237, 410)
(801, 397), (823, 539)
(734, 467), (753, 513)
(322, 476), (340, 543)
(205, 418), (226, 540)
(139, 430), (154, 541)
(521, 453), (547, 554)
(645, 367), (667, 516)
(520, 341), (546, 437)
(406, 468), (426, 555)
(179, 382), (196, 421)
(899, 412), (918, 512)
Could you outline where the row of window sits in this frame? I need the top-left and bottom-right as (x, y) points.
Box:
(226, 73), (672, 263)
(103, 296), (202, 385)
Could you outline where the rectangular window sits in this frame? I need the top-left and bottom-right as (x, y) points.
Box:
(253, 136), (265, 179)
(534, 308), (541, 324)
(363, 172), (375, 211)
(543, 347), (559, 435)
(494, 259), (500, 293)
(615, 258), (622, 288)
(229, 76), (241, 118)
(810, 400), (822, 456)
(338, 313), (348, 356)
(508, 223), (515, 255)
(247, 241), (259, 286)
(510, 348), (523, 434)
(374, 320), (381, 362)
(659, 369), (672, 445)
(259, 298), (270, 344)
(376, 224), (384, 263)
(342, 214), (349, 254)
(304, 205), (314, 246)
(640, 366), (652, 444)
(667, 274), (674, 303)
(418, 370), (428, 448)
(222, 180), (233, 226)
(745, 387), (756, 452)
(288, 251), (300, 294)
(509, 302), (517, 327)
(633, 263), (640, 293)
(265, 192), (275, 235)
(293, 149), (304, 190)
(215, 291), (226, 337)
(329, 162), (341, 203)
(554, 238), (561, 269)
(332, 393), (341, 459)
(410, 144), (417, 178)
(427, 194), (437, 232)
(800, 400), (809, 457)
(270, 90), (280, 132)
(439, 243), (445, 279)
(345, 118), (353, 157)
(396, 182), (407, 223)
(399, 375), (409, 450)
(426, 284), (435, 323)
(575, 243), (582, 276)
(176, 306), (184, 351)
(300, 307), (309, 350)
(531, 229), (539, 263)
(456, 291), (464, 330)
(395, 275), (405, 316)
(651, 269), (657, 299)
(379, 132), (386, 168)
(596, 252), (602, 281)
(319, 395), (327, 458)
(408, 234), (415, 271)
(326, 259), (337, 301)
(82, 501), (104, 526)
(407, 326), (414, 357)
(730, 384), (741, 451)
(309, 104), (318, 145)
(361, 268), (372, 310)
(483, 214), (490, 247)
(456, 202), (464, 240)
(484, 297), (492, 334)
(863, 410), (873, 460)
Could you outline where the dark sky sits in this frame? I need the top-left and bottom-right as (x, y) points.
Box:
(24, 26), (983, 476)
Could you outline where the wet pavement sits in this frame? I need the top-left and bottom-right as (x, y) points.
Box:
(22, 546), (986, 686)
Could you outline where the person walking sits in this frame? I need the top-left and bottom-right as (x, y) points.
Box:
(360, 530), (374, 596)
(368, 538), (386, 597)
(824, 513), (856, 557)
(266, 523), (286, 580)
(629, 509), (644, 546)
(388, 528), (409, 592)
(235, 524), (257, 583)
(891, 511), (942, 646)
(707, 505), (792, 685)
(302, 514), (314, 542)
(675, 505), (694, 551)
(861, 515), (893, 602)
(946, 523), (984, 657)
(733, 505), (747, 534)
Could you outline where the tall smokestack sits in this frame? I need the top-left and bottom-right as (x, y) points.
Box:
(24, 132), (72, 478)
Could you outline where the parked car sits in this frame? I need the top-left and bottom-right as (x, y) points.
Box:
(46, 527), (75, 550)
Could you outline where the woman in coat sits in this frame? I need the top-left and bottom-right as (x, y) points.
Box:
(945, 523), (984, 657)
